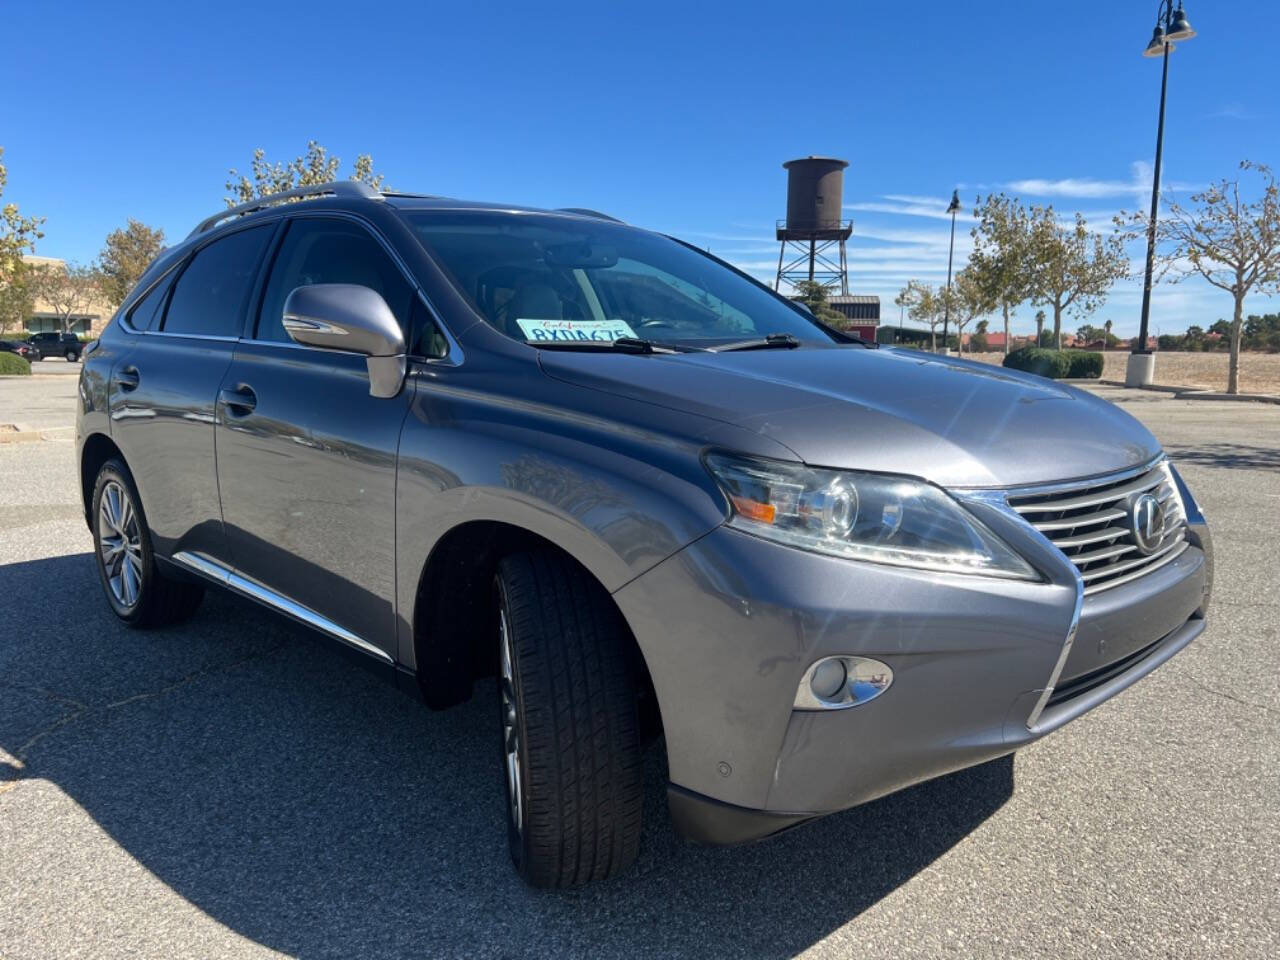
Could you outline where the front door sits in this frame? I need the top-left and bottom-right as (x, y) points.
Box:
(214, 216), (418, 659)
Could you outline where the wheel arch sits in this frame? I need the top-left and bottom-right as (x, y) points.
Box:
(408, 519), (662, 738)
(80, 432), (125, 529)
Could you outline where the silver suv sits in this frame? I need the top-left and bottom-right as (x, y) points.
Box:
(76, 182), (1212, 887)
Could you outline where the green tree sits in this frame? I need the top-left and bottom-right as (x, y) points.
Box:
(969, 193), (1032, 357)
(27, 261), (100, 333)
(1, 147), (45, 288)
(1033, 308), (1047, 346)
(1027, 207), (1129, 349)
(1076, 323), (1106, 344)
(939, 268), (994, 354)
(225, 140), (386, 207)
(1121, 161), (1280, 394)
(971, 318), (990, 353)
(0, 260), (33, 334)
(1103, 319), (1113, 349)
(897, 280), (944, 351)
(97, 219), (166, 308)
(792, 280), (846, 325)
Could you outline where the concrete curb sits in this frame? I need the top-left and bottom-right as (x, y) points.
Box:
(1066, 379), (1280, 404)
(0, 424), (74, 444)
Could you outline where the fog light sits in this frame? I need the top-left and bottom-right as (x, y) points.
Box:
(794, 656), (894, 711)
(809, 659), (848, 700)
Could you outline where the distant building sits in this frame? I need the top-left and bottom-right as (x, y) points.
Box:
(789, 293), (880, 342)
(18, 255), (114, 336)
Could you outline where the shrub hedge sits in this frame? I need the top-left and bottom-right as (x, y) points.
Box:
(1002, 347), (1103, 380)
(0, 353), (32, 376)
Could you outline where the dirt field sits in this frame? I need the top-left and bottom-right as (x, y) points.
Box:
(966, 350), (1280, 395)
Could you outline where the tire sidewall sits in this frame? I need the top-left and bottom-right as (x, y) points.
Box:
(91, 460), (156, 624)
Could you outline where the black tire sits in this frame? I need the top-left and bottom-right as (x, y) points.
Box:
(496, 551), (644, 888)
(91, 458), (204, 628)
(66, 349), (78, 362)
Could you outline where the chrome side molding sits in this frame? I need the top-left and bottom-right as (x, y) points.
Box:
(171, 551), (394, 664)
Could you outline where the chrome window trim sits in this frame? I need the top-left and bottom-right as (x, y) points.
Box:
(171, 551), (393, 664)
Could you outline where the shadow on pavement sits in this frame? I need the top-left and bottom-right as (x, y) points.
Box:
(1166, 442), (1280, 472)
(1, 553), (1013, 959)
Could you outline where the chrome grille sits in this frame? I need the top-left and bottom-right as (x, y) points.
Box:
(1007, 461), (1188, 595)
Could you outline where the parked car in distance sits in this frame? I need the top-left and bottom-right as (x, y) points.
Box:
(0, 339), (37, 362)
(27, 330), (84, 362)
(76, 181), (1213, 888)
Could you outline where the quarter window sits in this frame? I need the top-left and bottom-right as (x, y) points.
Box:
(126, 271), (175, 331)
(161, 225), (273, 337)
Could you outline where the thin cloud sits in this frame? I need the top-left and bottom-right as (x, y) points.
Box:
(1206, 103), (1255, 121)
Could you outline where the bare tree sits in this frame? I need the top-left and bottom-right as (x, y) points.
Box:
(1120, 161), (1280, 394)
(1028, 207), (1129, 349)
(28, 262), (100, 333)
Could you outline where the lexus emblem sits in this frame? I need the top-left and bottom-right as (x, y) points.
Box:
(1130, 492), (1165, 554)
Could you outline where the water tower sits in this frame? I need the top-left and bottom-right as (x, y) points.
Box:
(774, 156), (853, 294)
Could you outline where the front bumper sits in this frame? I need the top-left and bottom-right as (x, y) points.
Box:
(613, 492), (1211, 844)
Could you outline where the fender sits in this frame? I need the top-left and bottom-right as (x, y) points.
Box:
(392, 359), (798, 671)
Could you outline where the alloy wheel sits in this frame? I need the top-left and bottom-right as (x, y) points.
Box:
(98, 480), (144, 609)
(499, 608), (523, 834)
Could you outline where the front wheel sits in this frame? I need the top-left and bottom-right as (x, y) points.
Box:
(92, 458), (204, 628)
(496, 552), (644, 888)
(66, 349), (79, 362)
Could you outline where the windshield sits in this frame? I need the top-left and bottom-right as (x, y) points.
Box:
(404, 211), (834, 347)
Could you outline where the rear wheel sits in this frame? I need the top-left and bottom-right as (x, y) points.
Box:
(496, 551), (644, 887)
(92, 458), (204, 628)
(65, 349), (78, 362)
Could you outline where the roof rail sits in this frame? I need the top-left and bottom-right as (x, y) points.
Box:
(556, 207), (624, 223)
(188, 181), (383, 237)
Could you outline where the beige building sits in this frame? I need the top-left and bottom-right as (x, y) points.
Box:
(19, 255), (115, 336)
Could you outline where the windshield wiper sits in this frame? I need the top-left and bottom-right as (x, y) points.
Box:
(527, 336), (684, 354)
(707, 332), (801, 353)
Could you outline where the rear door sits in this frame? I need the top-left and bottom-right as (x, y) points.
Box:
(107, 223), (275, 564)
(214, 215), (418, 660)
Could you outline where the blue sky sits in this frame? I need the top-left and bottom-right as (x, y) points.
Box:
(2, 0), (1273, 335)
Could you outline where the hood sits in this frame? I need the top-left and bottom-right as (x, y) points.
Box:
(538, 345), (1160, 488)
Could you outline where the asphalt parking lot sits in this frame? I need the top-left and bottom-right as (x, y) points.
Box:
(1, 381), (1277, 959)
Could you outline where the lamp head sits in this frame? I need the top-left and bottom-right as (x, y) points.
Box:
(1166, 5), (1195, 41)
(946, 190), (961, 214)
(1143, 25), (1170, 57)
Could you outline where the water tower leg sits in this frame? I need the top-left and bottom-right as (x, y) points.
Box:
(774, 242), (785, 292)
(839, 239), (849, 296)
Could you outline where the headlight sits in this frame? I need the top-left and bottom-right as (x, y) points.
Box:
(704, 452), (1038, 581)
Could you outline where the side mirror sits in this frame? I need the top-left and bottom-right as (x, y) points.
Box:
(282, 283), (407, 398)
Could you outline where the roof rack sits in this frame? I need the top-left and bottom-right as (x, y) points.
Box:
(188, 181), (382, 237)
(556, 207), (624, 223)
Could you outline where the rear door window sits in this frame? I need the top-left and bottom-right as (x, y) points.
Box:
(161, 225), (273, 337)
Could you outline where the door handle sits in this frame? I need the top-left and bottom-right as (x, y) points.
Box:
(114, 366), (140, 391)
(219, 385), (257, 415)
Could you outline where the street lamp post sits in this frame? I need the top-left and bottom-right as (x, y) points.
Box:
(1127, 1), (1196, 388)
(942, 189), (961, 354)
